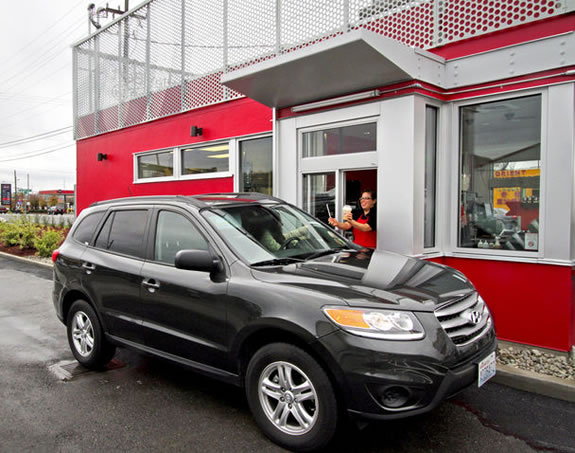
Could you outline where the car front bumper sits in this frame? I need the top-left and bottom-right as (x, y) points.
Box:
(317, 326), (497, 420)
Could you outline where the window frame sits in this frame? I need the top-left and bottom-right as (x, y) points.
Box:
(449, 89), (547, 260)
(133, 139), (236, 184)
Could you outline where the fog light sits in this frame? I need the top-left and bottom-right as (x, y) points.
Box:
(381, 386), (410, 408)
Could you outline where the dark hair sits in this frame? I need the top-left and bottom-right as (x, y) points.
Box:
(361, 189), (376, 200)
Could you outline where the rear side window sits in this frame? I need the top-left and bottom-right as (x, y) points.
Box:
(73, 212), (105, 245)
(94, 210), (148, 258)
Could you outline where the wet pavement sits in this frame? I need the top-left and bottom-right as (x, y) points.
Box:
(0, 253), (574, 452)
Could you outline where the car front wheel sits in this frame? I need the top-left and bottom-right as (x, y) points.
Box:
(66, 300), (116, 369)
(245, 343), (338, 451)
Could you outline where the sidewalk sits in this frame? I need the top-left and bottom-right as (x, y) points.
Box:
(2, 250), (574, 403)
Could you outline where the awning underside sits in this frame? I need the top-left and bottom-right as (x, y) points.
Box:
(221, 30), (445, 109)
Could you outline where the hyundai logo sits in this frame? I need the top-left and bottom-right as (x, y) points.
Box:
(462, 311), (483, 324)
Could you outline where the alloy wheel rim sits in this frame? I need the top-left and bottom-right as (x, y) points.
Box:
(258, 361), (318, 435)
(71, 311), (94, 357)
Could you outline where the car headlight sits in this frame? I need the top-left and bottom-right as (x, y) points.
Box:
(323, 307), (424, 340)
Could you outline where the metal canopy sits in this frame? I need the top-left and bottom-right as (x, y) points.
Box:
(221, 29), (446, 109)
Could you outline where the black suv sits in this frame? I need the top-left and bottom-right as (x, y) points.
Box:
(53, 194), (496, 451)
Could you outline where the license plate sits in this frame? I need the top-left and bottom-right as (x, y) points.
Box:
(478, 351), (496, 387)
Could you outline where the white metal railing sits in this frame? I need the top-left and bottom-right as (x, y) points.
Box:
(73, 0), (573, 139)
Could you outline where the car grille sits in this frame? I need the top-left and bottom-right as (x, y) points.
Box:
(434, 293), (492, 346)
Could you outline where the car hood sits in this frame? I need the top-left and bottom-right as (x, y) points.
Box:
(251, 250), (475, 312)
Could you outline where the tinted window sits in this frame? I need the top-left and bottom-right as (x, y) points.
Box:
(73, 212), (105, 244)
(154, 211), (208, 265)
(94, 210), (148, 258)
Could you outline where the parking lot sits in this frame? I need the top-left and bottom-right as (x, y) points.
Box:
(1, 253), (574, 452)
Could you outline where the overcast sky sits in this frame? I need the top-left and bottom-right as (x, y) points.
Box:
(0, 1), (127, 193)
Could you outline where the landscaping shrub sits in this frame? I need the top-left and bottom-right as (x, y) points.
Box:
(34, 229), (63, 258)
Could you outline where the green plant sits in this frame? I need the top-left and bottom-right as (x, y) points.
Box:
(34, 229), (63, 258)
(0, 222), (20, 246)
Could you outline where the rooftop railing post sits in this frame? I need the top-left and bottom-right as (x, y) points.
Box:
(343, 0), (349, 32)
(145, 2), (152, 120)
(275, 0), (281, 55)
(181, 0), (186, 112)
(432, 0), (441, 48)
(94, 36), (100, 135)
(223, 0), (229, 100)
(118, 21), (123, 130)
(72, 48), (78, 139)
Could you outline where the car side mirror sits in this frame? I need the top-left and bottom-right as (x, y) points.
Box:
(175, 249), (221, 273)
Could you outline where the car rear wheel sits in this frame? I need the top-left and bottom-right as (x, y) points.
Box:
(66, 300), (116, 369)
(246, 343), (338, 451)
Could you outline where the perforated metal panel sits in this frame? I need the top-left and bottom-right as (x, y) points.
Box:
(73, 0), (571, 139)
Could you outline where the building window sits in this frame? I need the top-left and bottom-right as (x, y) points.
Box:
(303, 172), (335, 225)
(459, 95), (541, 252)
(239, 137), (272, 194)
(137, 151), (173, 179)
(302, 122), (376, 157)
(181, 143), (229, 175)
(425, 106), (438, 248)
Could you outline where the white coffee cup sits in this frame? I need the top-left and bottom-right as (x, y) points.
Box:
(342, 205), (352, 217)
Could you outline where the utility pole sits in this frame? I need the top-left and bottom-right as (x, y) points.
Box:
(13, 170), (17, 211)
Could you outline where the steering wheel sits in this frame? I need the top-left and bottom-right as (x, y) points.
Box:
(279, 237), (299, 250)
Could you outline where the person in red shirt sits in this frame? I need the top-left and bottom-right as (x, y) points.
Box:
(328, 190), (377, 248)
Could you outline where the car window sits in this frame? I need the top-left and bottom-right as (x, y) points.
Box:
(94, 210), (148, 258)
(72, 212), (105, 245)
(154, 210), (209, 265)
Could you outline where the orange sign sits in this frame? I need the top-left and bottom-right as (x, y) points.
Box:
(493, 169), (540, 178)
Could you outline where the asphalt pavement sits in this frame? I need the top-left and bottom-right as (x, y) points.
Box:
(0, 253), (574, 452)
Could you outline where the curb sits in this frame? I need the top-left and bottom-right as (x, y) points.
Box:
(0, 250), (54, 269)
(493, 363), (575, 403)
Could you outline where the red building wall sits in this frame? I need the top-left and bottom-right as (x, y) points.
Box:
(76, 98), (272, 212)
(429, 257), (574, 352)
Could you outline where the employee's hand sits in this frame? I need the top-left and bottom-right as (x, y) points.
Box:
(343, 212), (353, 222)
(328, 217), (338, 227)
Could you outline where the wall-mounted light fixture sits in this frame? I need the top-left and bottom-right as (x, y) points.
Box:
(191, 126), (203, 137)
(97, 153), (108, 161)
(291, 90), (380, 113)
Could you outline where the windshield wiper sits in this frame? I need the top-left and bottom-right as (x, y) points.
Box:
(251, 257), (304, 267)
(302, 248), (345, 261)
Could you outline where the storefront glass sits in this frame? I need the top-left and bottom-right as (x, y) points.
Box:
(425, 106), (438, 248)
(302, 122), (376, 157)
(137, 150), (173, 179)
(303, 173), (335, 225)
(239, 137), (272, 194)
(459, 95), (541, 251)
(181, 143), (229, 175)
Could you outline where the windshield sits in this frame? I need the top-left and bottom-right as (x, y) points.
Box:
(202, 203), (355, 265)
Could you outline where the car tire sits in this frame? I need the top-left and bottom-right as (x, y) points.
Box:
(245, 343), (338, 452)
(66, 300), (116, 370)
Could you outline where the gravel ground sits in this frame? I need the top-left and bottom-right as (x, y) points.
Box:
(497, 344), (575, 381)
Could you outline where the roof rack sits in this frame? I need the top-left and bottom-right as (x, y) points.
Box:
(89, 195), (205, 208)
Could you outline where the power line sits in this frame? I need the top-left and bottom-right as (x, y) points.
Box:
(0, 126), (72, 149)
(0, 142), (75, 163)
(0, 3), (84, 75)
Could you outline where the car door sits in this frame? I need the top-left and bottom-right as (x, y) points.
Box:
(81, 207), (150, 344)
(140, 208), (230, 370)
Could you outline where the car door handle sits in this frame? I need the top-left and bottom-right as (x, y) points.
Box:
(82, 262), (96, 274)
(142, 278), (161, 292)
